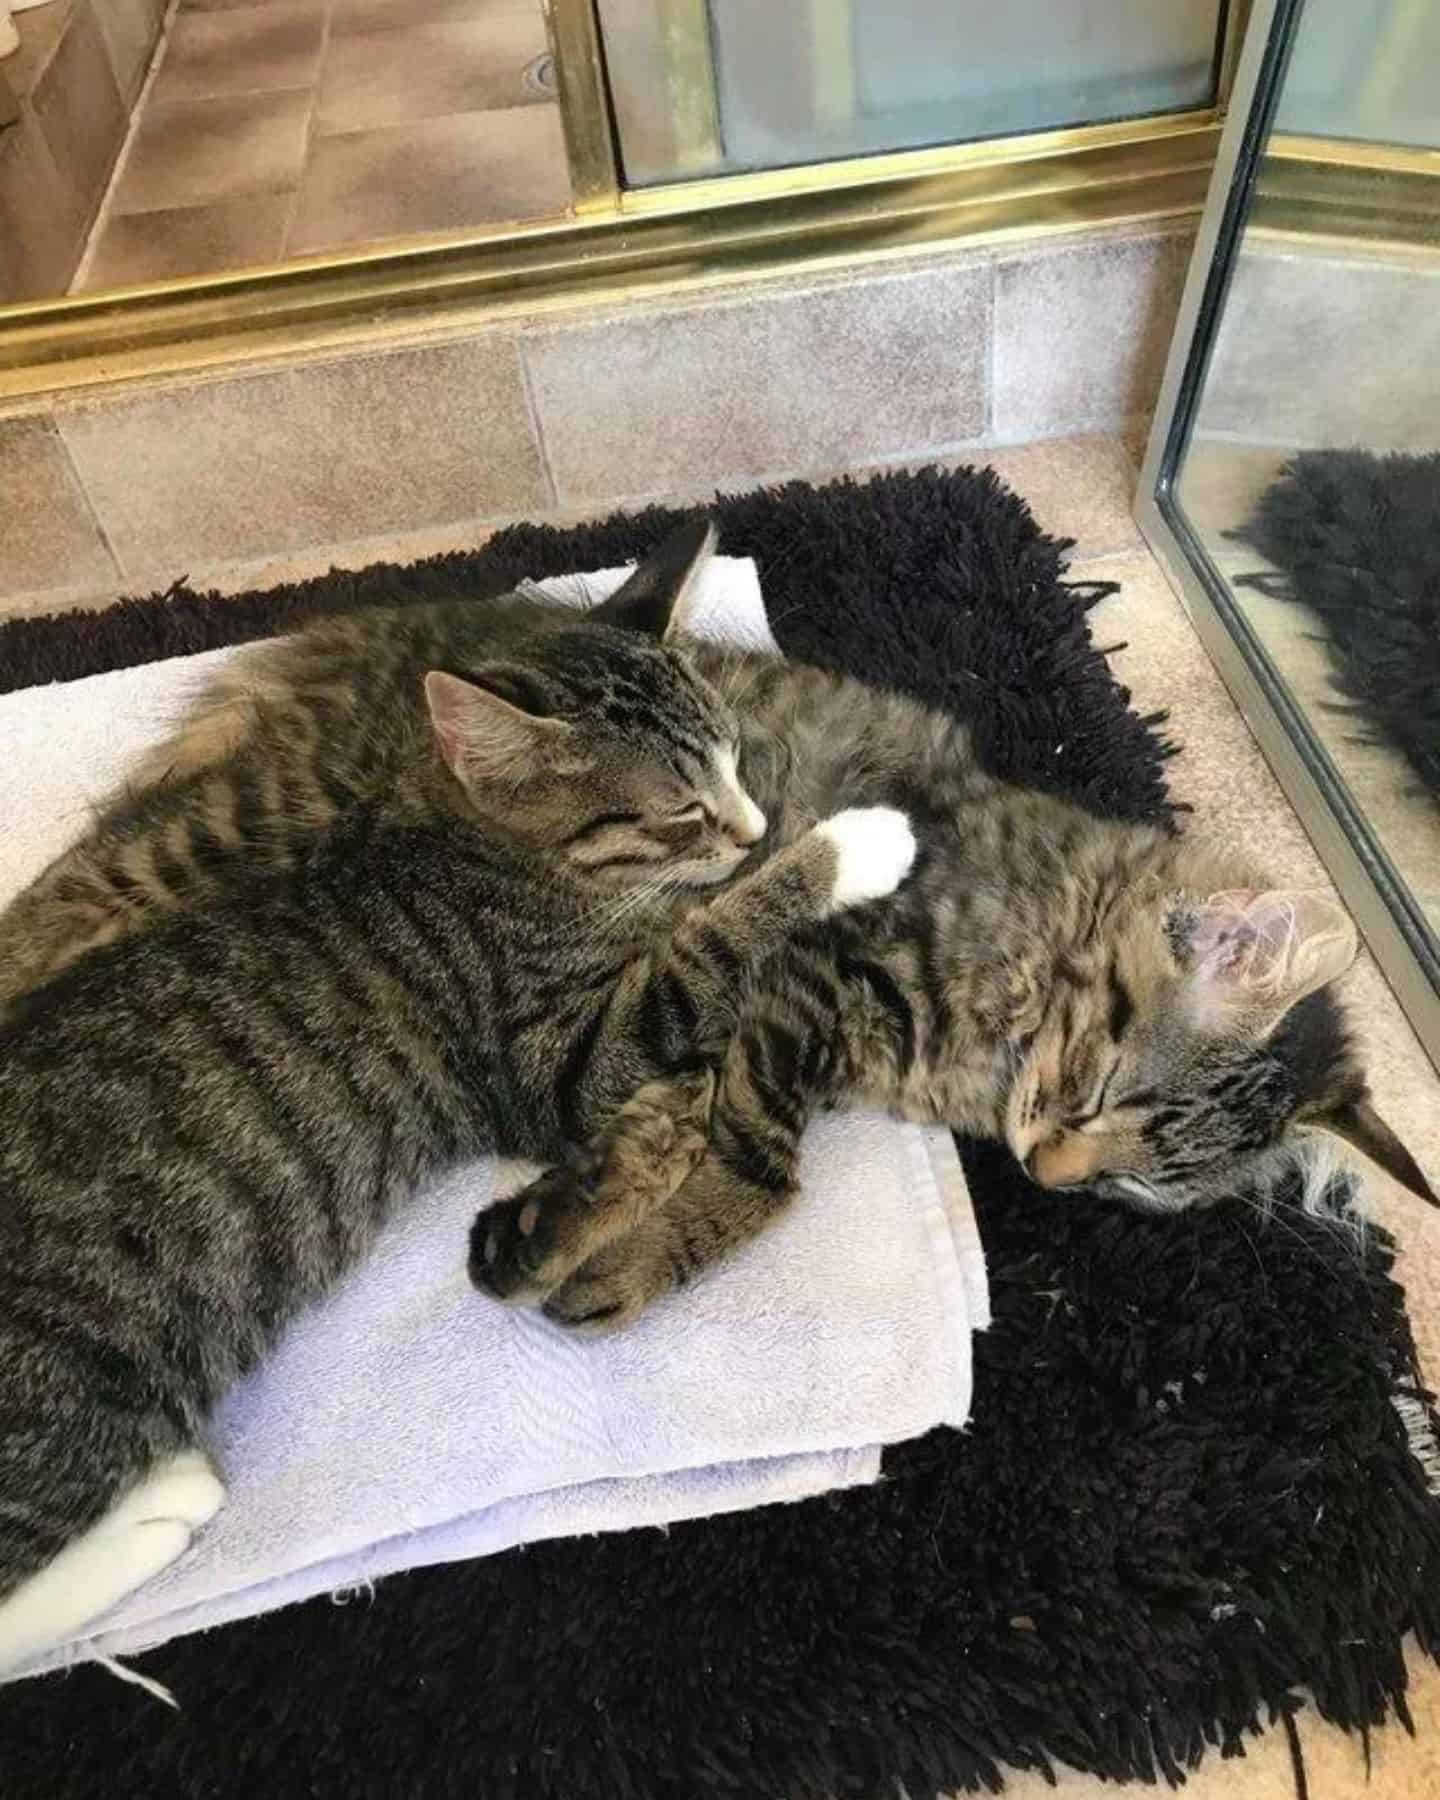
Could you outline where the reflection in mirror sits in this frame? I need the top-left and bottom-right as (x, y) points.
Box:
(1171, 0), (1440, 960)
(0, 0), (570, 305)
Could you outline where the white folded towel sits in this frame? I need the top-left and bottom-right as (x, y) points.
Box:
(0, 557), (987, 1679)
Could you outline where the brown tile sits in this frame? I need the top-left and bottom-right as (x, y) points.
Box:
(315, 15), (550, 135)
(976, 435), (1140, 563)
(56, 338), (547, 571)
(109, 88), (310, 213)
(80, 193), (293, 289)
(30, 0), (127, 224)
(0, 413), (119, 599)
(147, 2), (326, 104)
(522, 262), (990, 507)
(94, 0), (167, 105)
(288, 105), (568, 255)
(993, 230), (1193, 440)
(0, 109), (88, 302)
(332, 0), (538, 31)
(5, 0), (71, 102)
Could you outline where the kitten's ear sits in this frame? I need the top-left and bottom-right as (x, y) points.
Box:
(590, 519), (717, 641)
(424, 670), (574, 786)
(1308, 1095), (1438, 1207)
(1183, 889), (1358, 1036)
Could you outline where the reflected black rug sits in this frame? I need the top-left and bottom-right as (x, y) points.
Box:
(2, 468), (1438, 1800)
(1234, 448), (1440, 805)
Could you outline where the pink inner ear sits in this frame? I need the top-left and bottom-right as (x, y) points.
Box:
(1188, 891), (1261, 978)
(424, 672), (476, 774)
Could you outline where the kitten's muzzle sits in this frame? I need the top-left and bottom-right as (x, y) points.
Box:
(1024, 1132), (1102, 1190)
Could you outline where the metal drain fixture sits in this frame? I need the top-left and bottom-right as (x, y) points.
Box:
(522, 53), (557, 99)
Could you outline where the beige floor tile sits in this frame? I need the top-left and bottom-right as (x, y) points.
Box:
(80, 192), (293, 289)
(1174, 436), (1291, 540)
(287, 105), (568, 255)
(332, 0), (540, 33)
(146, 1), (326, 104)
(974, 435), (1141, 562)
(110, 88), (310, 213)
(0, 414), (119, 597)
(314, 14), (550, 134)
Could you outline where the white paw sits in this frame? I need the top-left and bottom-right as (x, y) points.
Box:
(0, 1448), (224, 1674)
(815, 807), (917, 908)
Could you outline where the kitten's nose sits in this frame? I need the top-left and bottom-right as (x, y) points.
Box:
(1026, 1134), (1100, 1190)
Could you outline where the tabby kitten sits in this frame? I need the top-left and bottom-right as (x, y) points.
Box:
(0, 721), (914, 1666)
(0, 524), (763, 1017)
(471, 649), (1437, 1330)
(5, 518), (1428, 1343)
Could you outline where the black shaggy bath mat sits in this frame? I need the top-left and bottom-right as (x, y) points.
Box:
(1232, 448), (1440, 804)
(2, 468), (1438, 1799)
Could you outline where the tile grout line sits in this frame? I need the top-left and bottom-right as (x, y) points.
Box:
(516, 338), (560, 511)
(70, 0), (185, 292)
(278, 0), (337, 260)
(49, 415), (128, 587)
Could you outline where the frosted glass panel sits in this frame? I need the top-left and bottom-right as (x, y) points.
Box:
(602, 0), (1225, 187)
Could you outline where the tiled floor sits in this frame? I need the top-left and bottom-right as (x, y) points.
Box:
(76, 0), (570, 290)
(2, 430), (1438, 1790)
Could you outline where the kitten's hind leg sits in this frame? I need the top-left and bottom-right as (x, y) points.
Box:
(470, 1069), (716, 1303)
(0, 1448), (224, 1675)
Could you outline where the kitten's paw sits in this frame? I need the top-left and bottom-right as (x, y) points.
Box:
(815, 806), (917, 908)
(469, 1161), (598, 1305)
(540, 1238), (672, 1336)
(0, 1447), (224, 1674)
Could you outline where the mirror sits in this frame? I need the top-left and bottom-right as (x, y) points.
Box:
(1146, 0), (1440, 1062)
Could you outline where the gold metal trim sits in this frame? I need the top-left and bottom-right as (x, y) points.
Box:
(0, 112), (1218, 402)
(617, 109), (1219, 218)
(1252, 132), (1440, 247)
(658, 0), (722, 176)
(1215, 0), (1256, 113)
(542, 0), (621, 214)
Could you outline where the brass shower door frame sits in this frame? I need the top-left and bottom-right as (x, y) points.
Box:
(0, 0), (1252, 402)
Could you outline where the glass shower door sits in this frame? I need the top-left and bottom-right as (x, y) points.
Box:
(1139, 0), (1440, 1067)
(597, 0), (1232, 186)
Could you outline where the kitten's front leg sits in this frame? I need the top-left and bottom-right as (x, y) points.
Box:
(470, 812), (904, 1306)
(538, 1151), (786, 1332)
(468, 1069), (716, 1304)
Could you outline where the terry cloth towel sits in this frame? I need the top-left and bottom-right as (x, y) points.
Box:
(0, 556), (989, 1680)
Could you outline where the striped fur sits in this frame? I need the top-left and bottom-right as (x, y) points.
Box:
(0, 794), (887, 1610)
(473, 649), (1435, 1328)
(0, 522), (1429, 1612)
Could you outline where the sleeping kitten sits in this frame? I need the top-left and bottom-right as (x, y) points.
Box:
(0, 628), (914, 1671)
(470, 650), (1438, 1329)
(0, 524), (758, 1016)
